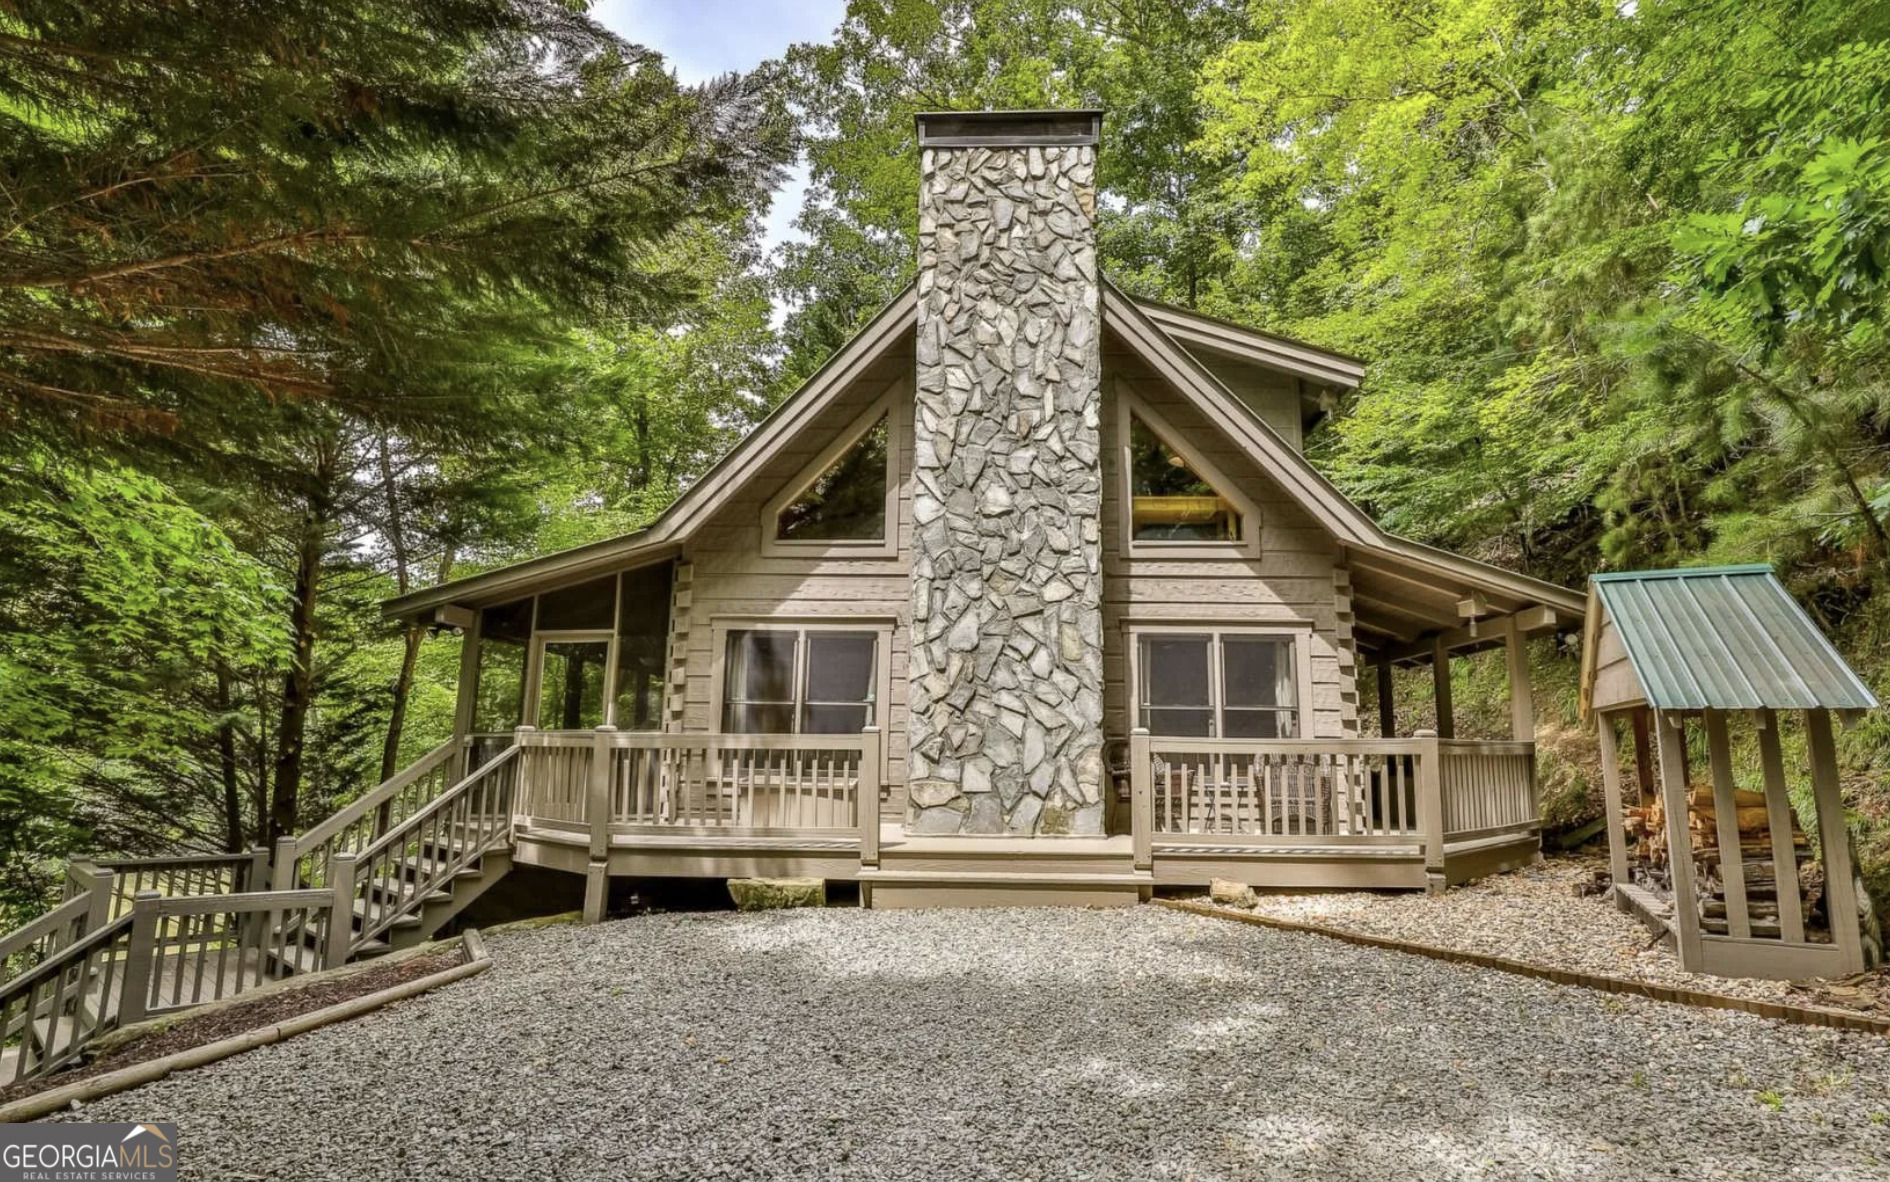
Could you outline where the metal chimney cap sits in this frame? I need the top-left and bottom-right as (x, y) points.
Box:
(915, 109), (1103, 148)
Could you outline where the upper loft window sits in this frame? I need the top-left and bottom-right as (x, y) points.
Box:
(775, 413), (889, 542)
(1129, 414), (1241, 542)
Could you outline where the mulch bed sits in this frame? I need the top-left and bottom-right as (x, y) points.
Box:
(0, 946), (464, 1108)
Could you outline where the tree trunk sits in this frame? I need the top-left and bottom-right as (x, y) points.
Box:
(215, 661), (244, 851)
(269, 441), (336, 844)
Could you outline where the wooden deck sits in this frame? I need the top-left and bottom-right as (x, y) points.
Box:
(497, 729), (1541, 909)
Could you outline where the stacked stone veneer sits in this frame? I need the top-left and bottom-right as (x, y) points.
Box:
(907, 138), (1105, 836)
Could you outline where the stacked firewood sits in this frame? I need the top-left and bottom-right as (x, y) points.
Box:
(1623, 785), (1817, 937)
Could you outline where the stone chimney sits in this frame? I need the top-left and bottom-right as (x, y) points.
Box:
(907, 110), (1105, 836)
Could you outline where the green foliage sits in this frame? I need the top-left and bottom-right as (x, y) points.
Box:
(0, 448), (284, 919)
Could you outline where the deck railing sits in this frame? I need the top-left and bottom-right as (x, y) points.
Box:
(512, 727), (882, 863)
(80, 851), (269, 921)
(1438, 740), (1538, 840)
(273, 740), (459, 893)
(1131, 736), (1429, 842)
(1, 887), (345, 1085)
(334, 746), (519, 956)
(1128, 730), (1538, 876)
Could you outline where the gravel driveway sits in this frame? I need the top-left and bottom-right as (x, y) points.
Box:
(51, 906), (1890, 1180)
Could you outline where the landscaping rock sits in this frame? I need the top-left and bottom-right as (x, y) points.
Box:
(1208, 878), (1257, 908)
(726, 877), (826, 911)
(52, 907), (1890, 1181)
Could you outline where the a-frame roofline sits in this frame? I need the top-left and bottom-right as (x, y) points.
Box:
(1131, 296), (1366, 389)
(383, 282), (918, 620)
(387, 279), (1584, 628)
(1100, 284), (1585, 624)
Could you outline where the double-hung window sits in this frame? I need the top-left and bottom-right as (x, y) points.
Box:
(721, 628), (879, 735)
(1135, 629), (1306, 738)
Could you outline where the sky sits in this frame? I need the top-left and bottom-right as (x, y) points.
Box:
(591, 0), (851, 257)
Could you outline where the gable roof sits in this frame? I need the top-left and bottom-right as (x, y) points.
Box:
(386, 280), (1585, 630)
(1580, 566), (1877, 714)
(1099, 284), (1585, 624)
(1133, 298), (1366, 389)
(384, 283), (918, 618)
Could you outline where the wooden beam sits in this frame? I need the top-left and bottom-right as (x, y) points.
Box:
(1804, 709), (1866, 973)
(430, 604), (475, 631)
(450, 610), (482, 777)
(1504, 614), (1535, 741)
(1431, 635), (1455, 739)
(1631, 708), (1656, 805)
(1376, 656), (1396, 738)
(1654, 711), (1704, 970)
(1755, 710), (1806, 944)
(1595, 712), (1630, 885)
(1703, 710), (1750, 939)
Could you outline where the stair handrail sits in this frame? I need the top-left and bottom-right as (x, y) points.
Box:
(0, 893), (95, 991)
(274, 739), (458, 891)
(0, 912), (134, 1082)
(347, 745), (519, 951)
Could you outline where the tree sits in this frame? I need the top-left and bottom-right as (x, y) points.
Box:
(773, 0), (1254, 384)
(0, 0), (796, 863)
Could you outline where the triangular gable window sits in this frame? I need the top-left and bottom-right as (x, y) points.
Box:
(1129, 414), (1242, 542)
(775, 413), (889, 542)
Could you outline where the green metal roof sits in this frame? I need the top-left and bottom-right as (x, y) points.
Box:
(1591, 565), (1878, 712)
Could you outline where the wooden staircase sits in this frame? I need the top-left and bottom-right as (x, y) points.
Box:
(1, 742), (519, 1085)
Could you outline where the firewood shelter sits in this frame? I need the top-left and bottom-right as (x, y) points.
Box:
(1580, 565), (1881, 980)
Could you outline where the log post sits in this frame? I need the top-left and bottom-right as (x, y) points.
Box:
(1653, 711), (1704, 970)
(326, 852), (359, 969)
(1130, 728), (1153, 873)
(1415, 729), (1446, 892)
(1430, 639), (1454, 739)
(583, 725), (616, 925)
(1755, 710), (1806, 943)
(1503, 615), (1534, 741)
(1376, 656), (1396, 738)
(1804, 709), (1865, 973)
(1702, 710), (1750, 938)
(271, 836), (299, 893)
(118, 891), (162, 1025)
(858, 727), (881, 871)
(1594, 712), (1630, 886)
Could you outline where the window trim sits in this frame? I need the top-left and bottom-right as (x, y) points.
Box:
(761, 384), (905, 559)
(524, 630), (616, 732)
(468, 560), (676, 738)
(1125, 622), (1315, 739)
(707, 617), (896, 759)
(1116, 381), (1262, 560)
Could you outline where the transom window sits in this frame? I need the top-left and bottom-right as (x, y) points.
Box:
(775, 414), (889, 542)
(722, 628), (878, 734)
(1136, 630), (1303, 738)
(1129, 414), (1241, 542)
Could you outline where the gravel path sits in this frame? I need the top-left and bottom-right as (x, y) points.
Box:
(1222, 855), (1888, 1014)
(51, 907), (1890, 1181)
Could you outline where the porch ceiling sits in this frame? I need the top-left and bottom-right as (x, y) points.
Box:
(1348, 547), (1580, 661)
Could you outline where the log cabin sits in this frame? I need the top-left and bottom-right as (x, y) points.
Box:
(373, 109), (1587, 914)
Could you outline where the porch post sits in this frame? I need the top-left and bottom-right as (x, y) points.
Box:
(1594, 711), (1630, 886)
(1414, 729), (1446, 892)
(1129, 728), (1153, 874)
(1653, 711), (1704, 969)
(452, 609), (482, 778)
(1502, 615), (1534, 741)
(1375, 656), (1396, 738)
(583, 724), (615, 925)
(1804, 709), (1865, 973)
(1430, 637), (1455, 739)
